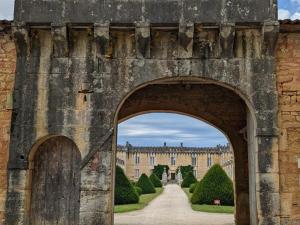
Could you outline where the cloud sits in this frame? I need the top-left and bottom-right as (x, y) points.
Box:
(291, 0), (300, 4)
(0, 0), (14, 20)
(118, 113), (228, 147)
(278, 9), (291, 19)
(291, 12), (300, 20)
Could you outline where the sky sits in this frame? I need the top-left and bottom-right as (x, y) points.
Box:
(0, 0), (297, 147)
(118, 113), (227, 147)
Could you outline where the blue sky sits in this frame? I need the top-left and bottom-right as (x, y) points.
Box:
(0, 0), (297, 147)
(118, 113), (227, 147)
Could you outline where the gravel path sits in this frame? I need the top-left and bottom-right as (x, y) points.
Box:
(114, 184), (234, 225)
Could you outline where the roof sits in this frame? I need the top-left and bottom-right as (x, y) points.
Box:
(117, 144), (231, 154)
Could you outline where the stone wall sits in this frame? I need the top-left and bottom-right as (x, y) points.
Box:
(277, 30), (300, 225)
(0, 26), (16, 224)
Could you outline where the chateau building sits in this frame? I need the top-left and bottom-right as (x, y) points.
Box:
(117, 142), (234, 181)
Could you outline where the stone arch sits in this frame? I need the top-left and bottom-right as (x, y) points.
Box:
(28, 136), (81, 225)
(113, 77), (258, 225)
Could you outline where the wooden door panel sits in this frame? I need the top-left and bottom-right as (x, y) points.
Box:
(30, 137), (81, 225)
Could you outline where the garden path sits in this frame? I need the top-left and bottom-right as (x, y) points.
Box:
(114, 184), (234, 225)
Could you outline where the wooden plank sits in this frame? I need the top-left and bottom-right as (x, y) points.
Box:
(30, 137), (81, 225)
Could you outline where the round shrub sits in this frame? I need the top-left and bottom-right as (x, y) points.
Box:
(149, 173), (162, 187)
(181, 171), (197, 188)
(137, 173), (156, 194)
(114, 166), (139, 205)
(189, 182), (199, 193)
(134, 186), (142, 196)
(191, 164), (234, 206)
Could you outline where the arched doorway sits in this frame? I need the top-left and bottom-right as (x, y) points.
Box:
(114, 79), (258, 225)
(29, 136), (81, 225)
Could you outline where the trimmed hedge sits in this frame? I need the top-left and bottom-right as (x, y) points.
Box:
(153, 165), (169, 180)
(137, 173), (156, 194)
(134, 186), (143, 196)
(150, 173), (162, 187)
(189, 182), (199, 193)
(181, 171), (197, 188)
(176, 165), (194, 179)
(191, 164), (234, 206)
(115, 166), (139, 205)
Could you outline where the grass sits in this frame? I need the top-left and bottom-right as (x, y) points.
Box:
(183, 188), (234, 214)
(114, 187), (163, 213)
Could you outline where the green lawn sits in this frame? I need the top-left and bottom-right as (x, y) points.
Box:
(114, 187), (164, 213)
(183, 188), (234, 214)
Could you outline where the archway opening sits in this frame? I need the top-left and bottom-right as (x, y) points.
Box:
(114, 112), (235, 225)
(113, 80), (257, 225)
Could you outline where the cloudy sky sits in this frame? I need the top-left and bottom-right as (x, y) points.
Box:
(0, 0), (297, 147)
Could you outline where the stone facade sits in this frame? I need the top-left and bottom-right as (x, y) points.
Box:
(277, 21), (300, 225)
(0, 22), (16, 224)
(116, 143), (233, 181)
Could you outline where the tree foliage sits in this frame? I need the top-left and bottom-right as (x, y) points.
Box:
(115, 166), (139, 205)
(181, 171), (197, 188)
(189, 182), (199, 193)
(191, 164), (234, 206)
(149, 173), (162, 187)
(153, 165), (169, 180)
(137, 173), (156, 194)
(176, 165), (194, 179)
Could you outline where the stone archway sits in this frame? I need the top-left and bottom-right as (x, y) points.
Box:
(29, 136), (81, 225)
(114, 80), (257, 225)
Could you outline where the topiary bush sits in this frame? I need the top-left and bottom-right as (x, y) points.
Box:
(191, 164), (234, 206)
(115, 166), (139, 205)
(181, 171), (197, 188)
(134, 186), (142, 196)
(153, 165), (169, 180)
(137, 173), (156, 194)
(189, 182), (199, 193)
(149, 173), (162, 187)
(176, 165), (194, 179)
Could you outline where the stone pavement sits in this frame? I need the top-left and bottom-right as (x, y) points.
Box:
(114, 184), (235, 225)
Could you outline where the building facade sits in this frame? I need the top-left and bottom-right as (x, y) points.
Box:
(2, 1), (300, 224)
(117, 142), (234, 181)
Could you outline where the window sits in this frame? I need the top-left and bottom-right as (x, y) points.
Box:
(135, 169), (140, 178)
(170, 153), (176, 166)
(191, 154), (197, 166)
(149, 153), (155, 166)
(207, 154), (212, 167)
(135, 154), (140, 165)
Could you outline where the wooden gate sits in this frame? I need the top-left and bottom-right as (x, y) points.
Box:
(30, 137), (81, 225)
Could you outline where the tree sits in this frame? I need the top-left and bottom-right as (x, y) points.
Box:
(176, 165), (194, 179)
(114, 166), (139, 205)
(153, 165), (169, 180)
(181, 171), (197, 188)
(189, 181), (199, 193)
(149, 173), (162, 187)
(137, 174), (156, 194)
(191, 164), (234, 206)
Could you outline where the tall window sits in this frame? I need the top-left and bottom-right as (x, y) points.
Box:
(207, 154), (212, 167)
(191, 153), (197, 166)
(149, 153), (155, 166)
(135, 154), (140, 165)
(170, 153), (176, 166)
(135, 169), (140, 178)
